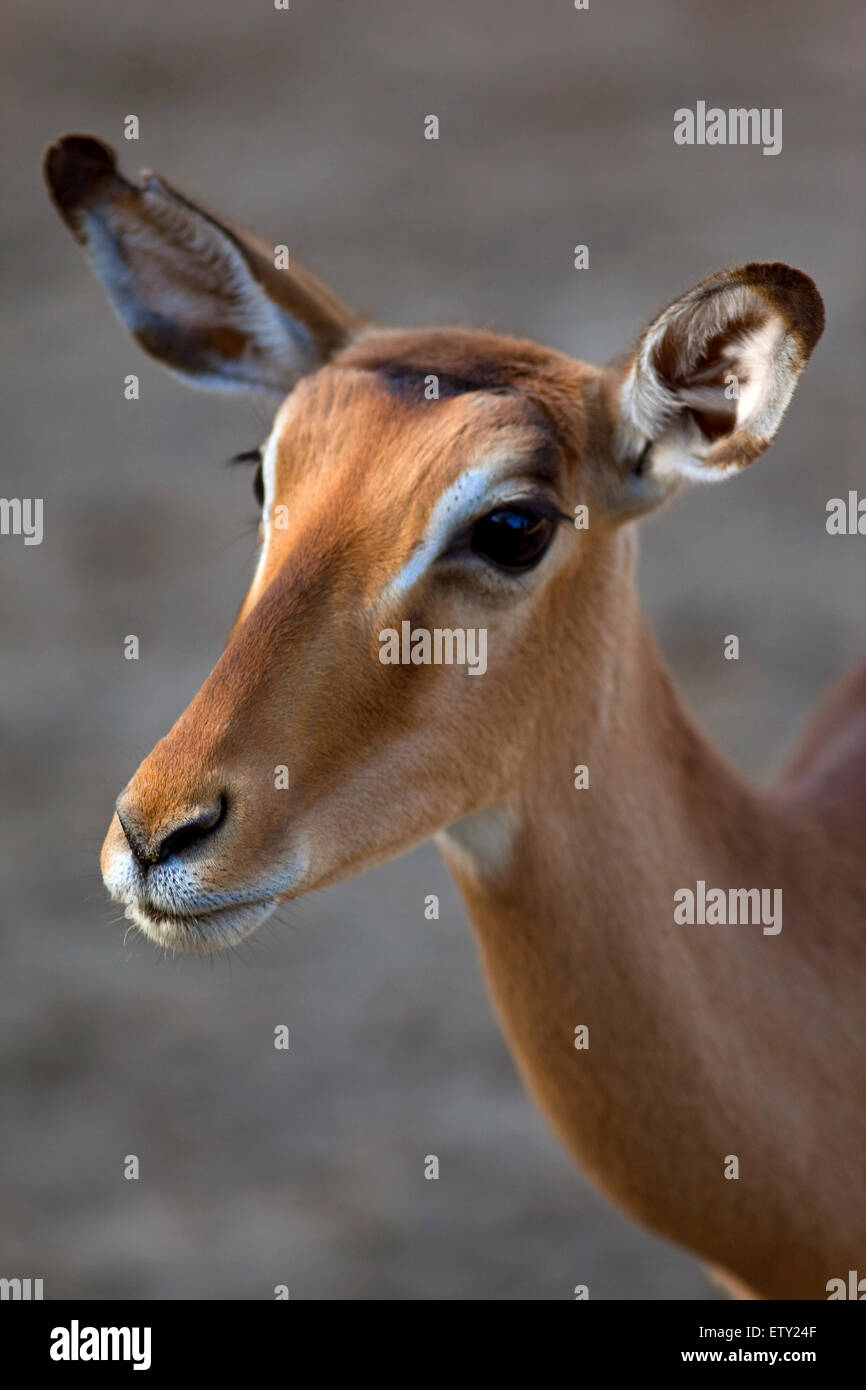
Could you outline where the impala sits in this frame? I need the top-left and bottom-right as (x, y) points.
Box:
(45, 134), (865, 1301)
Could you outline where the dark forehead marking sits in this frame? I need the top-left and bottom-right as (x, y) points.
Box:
(338, 361), (561, 486)
(368, 362), (513, 401)
(333, 332), (547, 400)
(362, 363), (561, 468)
(330, 330), (585, 459)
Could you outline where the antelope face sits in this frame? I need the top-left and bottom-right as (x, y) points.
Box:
(45, 136), (823, 951)
(99, 334), (600, 952)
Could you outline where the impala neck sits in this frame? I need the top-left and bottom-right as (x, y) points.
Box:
(437, 526), (843, 1298)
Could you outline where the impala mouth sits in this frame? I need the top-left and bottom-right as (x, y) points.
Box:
(122, 895), (278, 953)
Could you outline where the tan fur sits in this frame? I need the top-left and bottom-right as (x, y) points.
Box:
(46, 135), (864, 1301)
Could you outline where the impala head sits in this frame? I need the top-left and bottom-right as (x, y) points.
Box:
(45, 135), (824, 953)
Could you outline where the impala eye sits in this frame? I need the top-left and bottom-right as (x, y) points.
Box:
(470, 506), (555, 571)
(229, 446), (265, 509)
(252, 463), (264, 508)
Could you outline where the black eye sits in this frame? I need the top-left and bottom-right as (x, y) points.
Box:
(470, 506), (555, 571)
(252, 463), (264, 508)
(228, 447), (265, 509)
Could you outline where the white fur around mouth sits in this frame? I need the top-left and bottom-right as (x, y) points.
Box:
(122, 896), (278, 953)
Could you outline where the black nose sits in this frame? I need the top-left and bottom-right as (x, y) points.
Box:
(117, 795), (227, 868)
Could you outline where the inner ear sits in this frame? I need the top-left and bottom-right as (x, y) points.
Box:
(44, 134), (362, 397)
(653, 311), (767, 442)
(614, 263), (824, 492)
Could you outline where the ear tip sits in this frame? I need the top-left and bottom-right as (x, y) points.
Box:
(740, 261), (826, 353)
(43, 134), (119, 212)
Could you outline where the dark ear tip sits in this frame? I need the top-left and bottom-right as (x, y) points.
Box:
(740, 261), (826, 352)
(43, 134), (119, 211)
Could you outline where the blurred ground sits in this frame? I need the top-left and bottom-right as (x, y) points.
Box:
(0, 0), (863, 1299)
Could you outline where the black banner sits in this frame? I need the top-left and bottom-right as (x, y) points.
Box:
(2, 1299), (861, 1374)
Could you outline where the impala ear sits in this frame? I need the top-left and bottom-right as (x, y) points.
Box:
(44, 134), (362, 396)
(608, 263), (824, 510)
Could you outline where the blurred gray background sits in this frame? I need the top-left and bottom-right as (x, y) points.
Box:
(1, 0), (863, 1299)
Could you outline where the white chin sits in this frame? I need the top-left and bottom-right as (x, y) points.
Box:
(122, 897), (278, 953)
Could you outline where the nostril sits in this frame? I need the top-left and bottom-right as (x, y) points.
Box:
(118, 794), (227, 868)
(156, 794), (227, 864)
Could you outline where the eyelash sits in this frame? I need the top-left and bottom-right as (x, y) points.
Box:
(229, 447), (265, 508)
